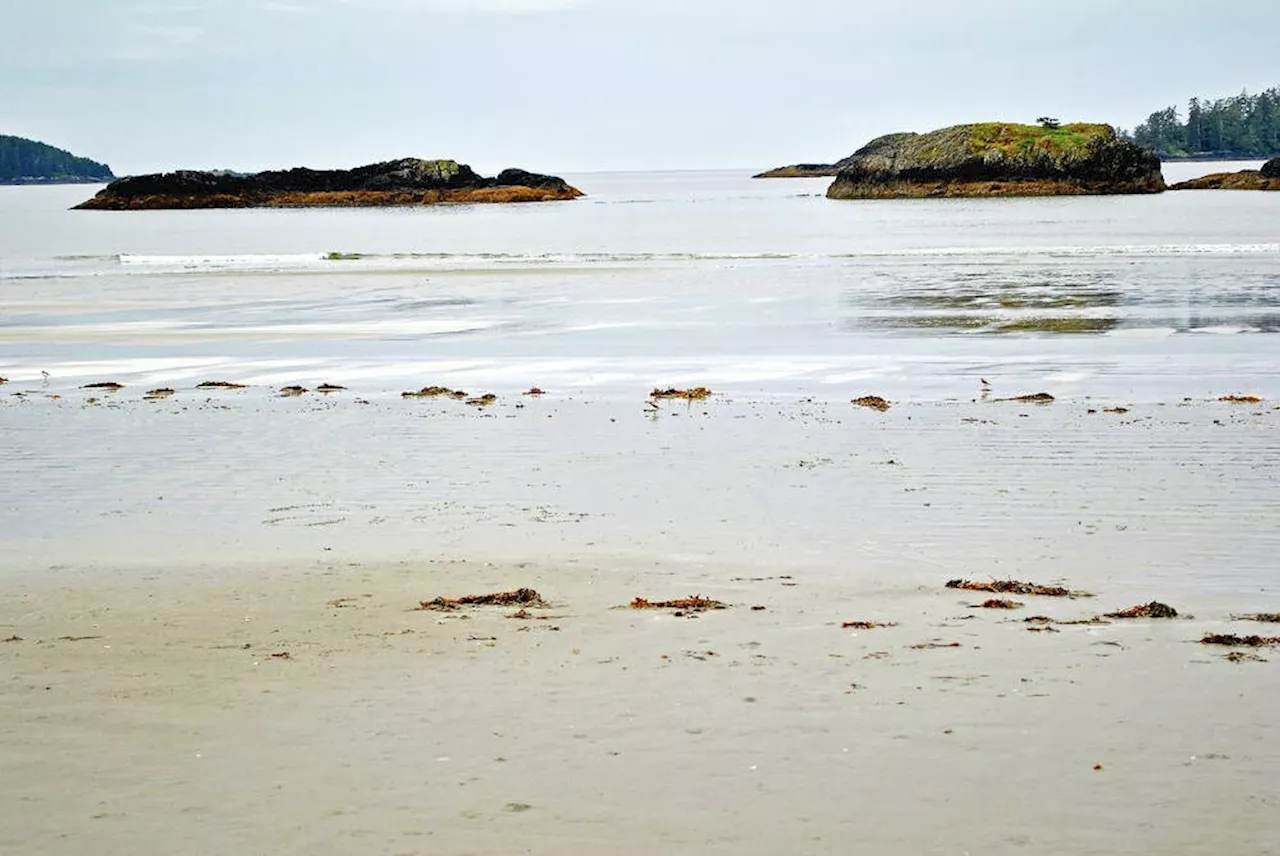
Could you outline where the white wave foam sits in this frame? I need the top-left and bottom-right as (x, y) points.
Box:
(117, 253), (328, 269)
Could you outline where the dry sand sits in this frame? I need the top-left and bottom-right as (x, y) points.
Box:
(2, 389), (1279, 854)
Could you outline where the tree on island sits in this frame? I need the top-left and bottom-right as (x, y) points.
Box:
(1037, 117), (1061, 130)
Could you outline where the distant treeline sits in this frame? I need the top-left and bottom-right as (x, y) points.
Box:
(1121, 87), (1280, 159)
(0, 135), (114, 183)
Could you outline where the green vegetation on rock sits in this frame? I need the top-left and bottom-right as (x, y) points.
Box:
(0, 135), (114, 184)
(964, 122), (1114, 158)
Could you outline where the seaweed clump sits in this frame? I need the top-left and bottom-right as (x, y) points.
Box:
(852, 396), (892, 412)
(946, 579), (1090, 598)
(418, 588), (547, 611)
(1103, 602), (1178, 619)
(651, 387), (712, 401)
(403, 386), (468, 399)
(1232, 613), (1280, 623)
(630, 595), (726, 612)
(1200, 634), (1280, 647)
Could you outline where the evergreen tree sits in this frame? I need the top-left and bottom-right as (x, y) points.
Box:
(1121, 85), (1280, 158)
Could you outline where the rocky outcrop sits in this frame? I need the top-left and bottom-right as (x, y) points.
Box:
(755, 163), (839, 179)
(74, 158), (583, 209)
(754, 152), (863, 179)
(1171, 157), (1280, 190)
(826, 123), (1165, 199)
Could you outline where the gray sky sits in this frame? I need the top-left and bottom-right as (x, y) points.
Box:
(3, 0), (1278, 174)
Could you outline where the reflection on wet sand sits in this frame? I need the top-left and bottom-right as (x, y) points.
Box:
(844, 259), (1280, 335)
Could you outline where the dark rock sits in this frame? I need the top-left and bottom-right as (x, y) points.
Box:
(827, 123), (1165, 199)
(75, 158), (583, 210)
(1169, 166), (1280, 191)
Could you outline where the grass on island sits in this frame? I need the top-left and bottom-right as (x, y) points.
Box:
(966, 122), (1113, 159)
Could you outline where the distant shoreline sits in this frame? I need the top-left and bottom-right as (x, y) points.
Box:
(0, 176), (110, 186)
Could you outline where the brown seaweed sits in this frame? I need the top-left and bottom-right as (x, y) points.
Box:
(946, 579), (1090, 598)
(977, 598), (1023, 609)
(650, 387), (712, 401)
(418, 588), (548, 611)
(1231, 613), (1280, 623)
(629, 595), (726, 611)
(402, 386), (468, 399)
(1200, 633), (1280, 647)
(852, 396), (892, 412)
(1103, 602), (1178, 619)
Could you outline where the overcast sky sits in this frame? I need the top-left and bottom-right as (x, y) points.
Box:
(3, 0), (1278, 174)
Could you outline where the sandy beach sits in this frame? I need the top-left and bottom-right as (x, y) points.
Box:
(2, 389), (1278, 855)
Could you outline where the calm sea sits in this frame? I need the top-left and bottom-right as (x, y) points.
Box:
(1, 162), (1276, 401)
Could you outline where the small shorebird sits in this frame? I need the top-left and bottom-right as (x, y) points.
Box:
(41, 370), (50, 385)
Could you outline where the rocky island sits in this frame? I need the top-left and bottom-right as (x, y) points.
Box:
(74, 158), (583, 210)
(754, 158), (857, 179)
(0, 135), (114, 184)
(825, 123), (1165, 199)
(1169, 157), (1280, 191)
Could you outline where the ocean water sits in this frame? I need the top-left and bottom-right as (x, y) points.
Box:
(1, 161), (1277, 401)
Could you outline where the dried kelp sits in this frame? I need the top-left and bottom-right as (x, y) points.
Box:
(852, 396), (891, 412)
(842, 621), (899, 629)
(946, 579), (1090, 598)
(418, 588), (548, 611)
(1231, 613), (1280, 623)
(1200, 633), (1280, 647)
(630, 595), (726, 611)
(1103, 602), (1178, 619)
(978, 598), (1023, 609)
(650, 387), (712, 401)
(402, 386), (468, 399)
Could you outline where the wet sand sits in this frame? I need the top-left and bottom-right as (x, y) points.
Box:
(2, 389), (1279, 854)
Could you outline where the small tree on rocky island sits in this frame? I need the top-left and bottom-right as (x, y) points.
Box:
(1037, 117), (1061, 130)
